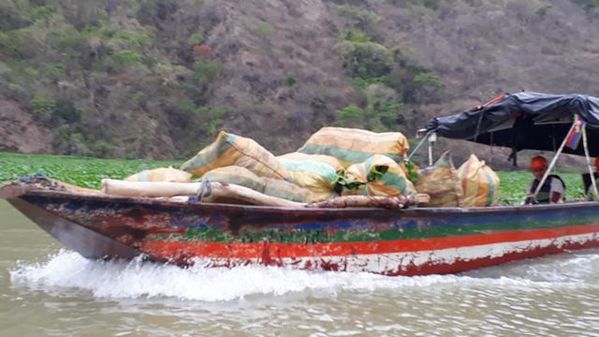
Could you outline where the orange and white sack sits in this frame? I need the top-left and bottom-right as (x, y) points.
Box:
(458, 154), (500, 207)
(277, 152), (344, 171)
(342, 154), (416, 197)
(297, 127), (409, 167)
(415, 152), (462, 207)
(180, 131), (291, 180)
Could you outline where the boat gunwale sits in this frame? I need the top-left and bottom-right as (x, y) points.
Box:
(3, 182), (599, 215)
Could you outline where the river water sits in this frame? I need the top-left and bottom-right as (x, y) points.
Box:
(1, 200), (599, 337)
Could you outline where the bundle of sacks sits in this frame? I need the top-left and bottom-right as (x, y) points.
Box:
(119, 127), (500, 207)
(415, 152), (500, 207)
(176, 128), (412, 203)
(175, 130), (345, 203)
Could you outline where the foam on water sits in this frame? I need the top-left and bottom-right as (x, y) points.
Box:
(10, 250), (599, 301)
(466, 249), (599, 284)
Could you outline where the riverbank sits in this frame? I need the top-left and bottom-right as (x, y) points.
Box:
(0, 152), (180, 189)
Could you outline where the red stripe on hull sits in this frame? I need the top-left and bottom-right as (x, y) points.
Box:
(141, 224), (599, 262)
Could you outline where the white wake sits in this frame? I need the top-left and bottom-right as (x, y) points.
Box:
(10, 249), (599, 301)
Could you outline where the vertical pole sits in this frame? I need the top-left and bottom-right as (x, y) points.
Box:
(428, 143), (433, 166)
(427, 133), (437, 166)
(532, 119), (578, 201)
(582, 125), (598, 200)
(489, 132), (494, 166)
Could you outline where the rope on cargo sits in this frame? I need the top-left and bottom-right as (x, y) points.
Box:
(196, 178), (212, 203)
(408, 130), (432, 161)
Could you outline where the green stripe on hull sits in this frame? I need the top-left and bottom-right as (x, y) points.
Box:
(148, 213), (599, 244)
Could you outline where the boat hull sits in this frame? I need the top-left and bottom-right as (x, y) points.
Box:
(141, 227), (599, 275)
(5, 187), (599, 276)
(8, 198), (142, 260)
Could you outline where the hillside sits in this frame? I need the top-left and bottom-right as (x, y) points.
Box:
(1, 0), (599, 163)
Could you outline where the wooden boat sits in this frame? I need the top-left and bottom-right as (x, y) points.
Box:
(2, 174), (599, 276)
(2, 92), (599, 276)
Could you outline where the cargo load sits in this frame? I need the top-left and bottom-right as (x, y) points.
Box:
(458, 154), (500, 207)
(124, 167), (192, 183)
(278, 159), (340, 201)
(414, 151), (463, 207)
(277, 152), (344, 171)
(342, 154), (416, 197)
(202, 166), (318, 203)
(297, 127), (410, 166)
(180, 131), (291, 180)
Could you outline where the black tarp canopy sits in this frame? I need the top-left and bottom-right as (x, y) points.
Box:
(425, 92), (599, 157)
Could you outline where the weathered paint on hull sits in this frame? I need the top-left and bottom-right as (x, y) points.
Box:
(6, 188), (599, 275)
(8, 198), (144, 261)
(141, 228), (599, 275)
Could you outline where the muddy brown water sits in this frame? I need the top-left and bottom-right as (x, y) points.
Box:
(1, 200), (599, 337)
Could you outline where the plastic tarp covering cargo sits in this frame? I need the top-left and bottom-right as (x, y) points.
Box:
(181, 131), (291, 180)
(415, 152), (463, 207)
(278, 159), (339, 201)
(298, 127), (410, 166)
(202, 166), (317, 203)
(425, 92), (599, 156)
(342, 154), (415, 197)
(458, 154), (500, 207)
(124, 168), (192, 183)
